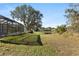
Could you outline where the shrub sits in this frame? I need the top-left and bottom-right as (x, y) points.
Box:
(55, 25), (67, 34)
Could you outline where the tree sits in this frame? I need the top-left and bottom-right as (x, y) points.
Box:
(65, 4), (79, 32)
(27, 7), (43, 32)
(55, 25), (67, 34)
(10, 5), (43, 33)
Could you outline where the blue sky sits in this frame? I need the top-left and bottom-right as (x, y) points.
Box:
(0, 3), (69, 27)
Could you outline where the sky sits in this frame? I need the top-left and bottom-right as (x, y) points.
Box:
(0, 3), (69, 27)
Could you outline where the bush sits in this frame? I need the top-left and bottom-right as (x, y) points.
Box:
(55, 25), (67, 34)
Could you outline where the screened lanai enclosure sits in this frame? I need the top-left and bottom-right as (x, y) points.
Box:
(0, 15), (24, 36)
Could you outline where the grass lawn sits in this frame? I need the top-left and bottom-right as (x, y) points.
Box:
(41, 32), (79, 56)
(0, 33), (58, 56)
(0, 32), (79, 56)
(0, 33), (42, 45)
(0, 43), (57, 56)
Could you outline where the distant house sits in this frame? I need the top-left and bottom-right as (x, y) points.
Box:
(43, 27), (52, 34)
(0, 15), (24, 36)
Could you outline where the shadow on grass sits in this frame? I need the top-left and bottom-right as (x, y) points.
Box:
(37, 35), (43, 45)
(0, 35), (43, 46)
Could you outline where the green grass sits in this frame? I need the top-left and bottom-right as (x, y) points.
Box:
(0, 43), (57, 56)
(0, 32), (58, 56)
(0, 32), (79, 55)
(0, 33), (42, 45)
(34, 32), (44, 35)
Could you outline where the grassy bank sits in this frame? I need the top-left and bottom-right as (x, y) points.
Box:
(0, 33), (42, 45)
(0, 33), (58, 56)
(1, 32), (79, 55)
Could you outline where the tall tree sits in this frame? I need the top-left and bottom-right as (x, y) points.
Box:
(26, 6), (43, 32)
(65, 4), (79, 32)
(10, 5), (43, 33)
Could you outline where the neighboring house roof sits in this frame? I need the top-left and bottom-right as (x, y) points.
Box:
(44, 28), (51, 31)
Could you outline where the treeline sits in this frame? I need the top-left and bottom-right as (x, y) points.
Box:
(43, 4), (79, 34)
(10, 4), (79, 34)
(65, 4), (79, 33)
